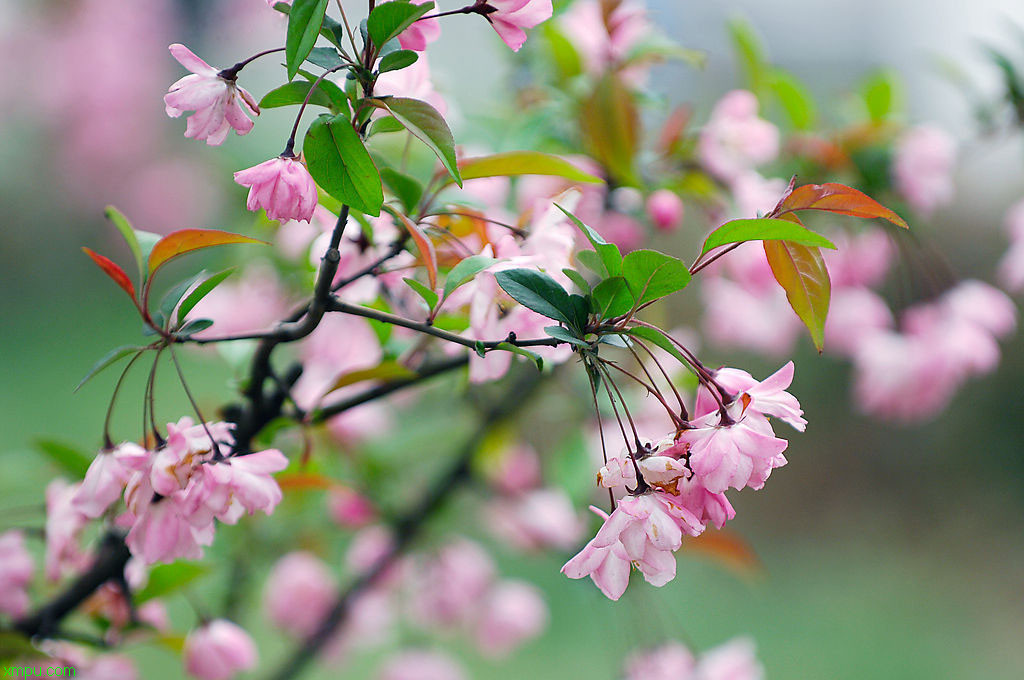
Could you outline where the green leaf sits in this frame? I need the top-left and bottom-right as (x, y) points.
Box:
(177, 269), (234, 325)
(861, 69), (903, 122)
(307, 46), (345, 69)
(701, 217), (836, 257)
(366, 1), (434, 52)
(404, 277), (438, 310)
(369, 97), (461, 186)
(621, 249), (690, 308)
(0, 632), (37, 665)
(458, 151), (602, 184)
(728, 16), (768, 94)
(379, 49), (418, 73)
(494, 342), (544, 371)
(764, 240), (831, 351)
(34, 439), (93, 478)
(286, 0), (330, 80)
(159, 271), (207, 327)
(562, 268), (591, 295)
(768, 69), (816, 130)
(275, 2), (346, 49)
(326, 361), (417, 392)
(543, 325), (590, 348)
(367, 116), (406, 136)
(579, 73), (640, 186)
(620, 326), (688, 366)
(576, 250), (606, 276)
(177, 318), (214, 336)
(443, 255), (498, 300)
(261, 80), (345, 113)
(380, 167), (423, 213)
(494, 269), (577, 328)
(556, 205), (622, 277)
(135, 562), (209, 604)
(591, 276), (633, 319)
(104, 206), (144, 280)
(76, 345), (145, 392)
(304, 113), (384, 216)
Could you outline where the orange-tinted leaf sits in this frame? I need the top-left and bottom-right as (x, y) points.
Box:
(688, 529), (762, 577)
(277, 472), (334, 491)
(325, 361), (417, 394)
(82, 247), (137, 302)
(579, 73), (640, 186)
(391, 211), (438, 291)
(779, 182), (908, 228)
(764, 239), (831, 352)
(148, 229), (266, 277)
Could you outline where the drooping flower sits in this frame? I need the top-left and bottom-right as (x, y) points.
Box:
(695, 361), (807, 432)
(234, 155), (318, 223)
(164, 44), (259, 146)
(561, 506), (633, 600)
(73, 446), (134, 518)
(183, 619), (257, 680)
(0, 530), (34, 617)
(483, 0), (553, 52)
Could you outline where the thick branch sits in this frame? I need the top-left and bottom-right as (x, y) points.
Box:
(265, 369), (543, 680)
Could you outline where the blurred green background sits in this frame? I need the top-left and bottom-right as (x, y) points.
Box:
(1, 0), (1023, 678)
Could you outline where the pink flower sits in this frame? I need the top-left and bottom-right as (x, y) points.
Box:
(187, 265), (291, 339)
(0, 530), (34, 617)
(699, 91), (779, 182)
(941, 280), (1016, 339)
(410, 539), (495, 627)
(561, 507), (633, 600)
(677, 405), (788, 493)
(893, 124), (956, 216)
(396, 0), (440, 51)
(824, 288), (893, 357)
(164, 44), (259, 146)
(598, 456), (638, 490)
(263, 552), (337, 637)
(234, 156), (318, 223)
(624, 642), (696, 680)
(851, 331), (956, 421)
(183, 619), (257, 680)
(378, 650), (468, 680)
(484, 0), (553, 52)
(559, 0), (650, 75)
(73, 447), (133, 518)
(999, 199), (1024, 292)
(696, 362), (806, 432)
(475, 580), (548, 657)
(327, 487), (377, 527)
(483, 444), (542, 495)
(702, 278), (802, 357)
(375, 54), (447, 115)
(694, 637), (764, 680)
(647, 189), (685, 231)
(45, 480), (90, 581)
(822, 228), (894, 289)
(487, 488), (584, 551)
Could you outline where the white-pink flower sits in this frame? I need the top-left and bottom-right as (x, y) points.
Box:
(410, 539), (495, 627)
(164, 44), (259, 146)
(234, 156), (318, 223)
(0, 530), (34, 618)
(73, 446), (134, 518)
(561, 506), (633, 600)
(183, 619), (257, 680)
(263, 552), (337, 637)
(699, 91), (780, 182)
(484, 0), (553, 52)
(696, 362), (807, 432)
(45, 479), (90, 581)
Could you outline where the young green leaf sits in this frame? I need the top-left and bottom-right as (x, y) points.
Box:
(543, 325), (590, 348)
(367, 116), (406, 137)
(764, 240), (831, 351)
(34, 439), (93, 478)
(75, 345), (145, 392)
(576, 250), (607, 276)
(366, 1), (434, 52)
(325, 361), (418, 393)
(591, 276), (633, 319)
(304, 113), (384, 216)
(177, 319), (214, 336)
(380, 167), (424, 214)
(274, 2), (346, 48)
(861, 70), (902, 122)
(494, 342), (544, 371)
(579, 73), (640, 186)
(159, 271), (208, 327)
(286, 0), (330, 80)
(104, 206), (144, 279)
(494, 269), (576, 327)
(768, 69), (816, 130)
(379, 49), (418, 73)
(148, 230), (266, 279)
(260, 80), (345, 112)
(177, 269), (235, 325)
(135, 563), (209, 604)
(306, 46), (345, 70)
(700, 217), (836, 257)
(458, 151), (602, 184)
(369, 97), (461, 186)
(621, 249), (690, 307)
(443, 255), (498, 300)
(556, 205), (622, 277)
(562, 268), (592, 295)
(403, 277), (438, 310)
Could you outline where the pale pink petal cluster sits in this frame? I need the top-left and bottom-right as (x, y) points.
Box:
(164, 44), (259, 146)
(378, 650), (468, 680)
(183, 619), (257, 680)
(893, 124), (956, 216)
(559, 0), (650, 75)
(485, 0), (553, 52)
(397, 0), (440, 51)
(263, 552), (337, 637)
(474, 580), (548, 657)
(0, 530), (34, 617)
(623, 637), (763, 680)
(699, 91), (780, 182)
(999, 199), (1024, 292)
(45, 479), (90, 581)
(234, 156), (318, 223)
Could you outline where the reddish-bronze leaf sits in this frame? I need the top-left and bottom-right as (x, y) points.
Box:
(277, 473), (334, 492)
(764, 239), (831, 352)
(688, 530), (762, 577)
(82, 247), (137, 303)
(148, 229), (266, 278)
(779, 182), (908, 228)
(391, 211), (438, 291)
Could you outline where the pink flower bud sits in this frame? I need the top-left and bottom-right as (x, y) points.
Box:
(646, 189), (685, 231)
(234, 156), (318, 223)
(183, 619), (257, 680)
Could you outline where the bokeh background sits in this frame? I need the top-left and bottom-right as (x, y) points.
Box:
(1, 0), (1023, 678)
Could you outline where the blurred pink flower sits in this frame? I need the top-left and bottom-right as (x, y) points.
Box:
(701, 278), (802, 357)
(693, 637), (764, 680)
(647, 189), (685, 231)
(264, 552), (337, 637)
(327, 487), (377, 528)
(559, 0), (649, 76)
(893, 125), (956, 216)
(475, 580), (548, 657)
(378, 650), (467, 680)
(376, 54), (447, 115)
(183, 619), (257, 680)
(164, 44), (259, 146)
(624, 642), (696, 680)
(234, 156), (318, 223)
(487, 488), (584, 551)
(699, 91), (779, 182)
(45, 480), (89, 581)
(410, 539), (495, 627)
(824, 287), (894, 357)
(397, 0), (440, 51)
(188, 265), (291, 339)
(0, 530), (33, 618)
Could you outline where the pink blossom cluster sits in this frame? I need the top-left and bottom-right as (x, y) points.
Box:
(71, 418), (288, 564)
(563, 363), (801, 599)
(893, 125), (956, 217)
(184, 619), (258, 680)
(559, 0), (650, 76)
(622, 637), (764, 680)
